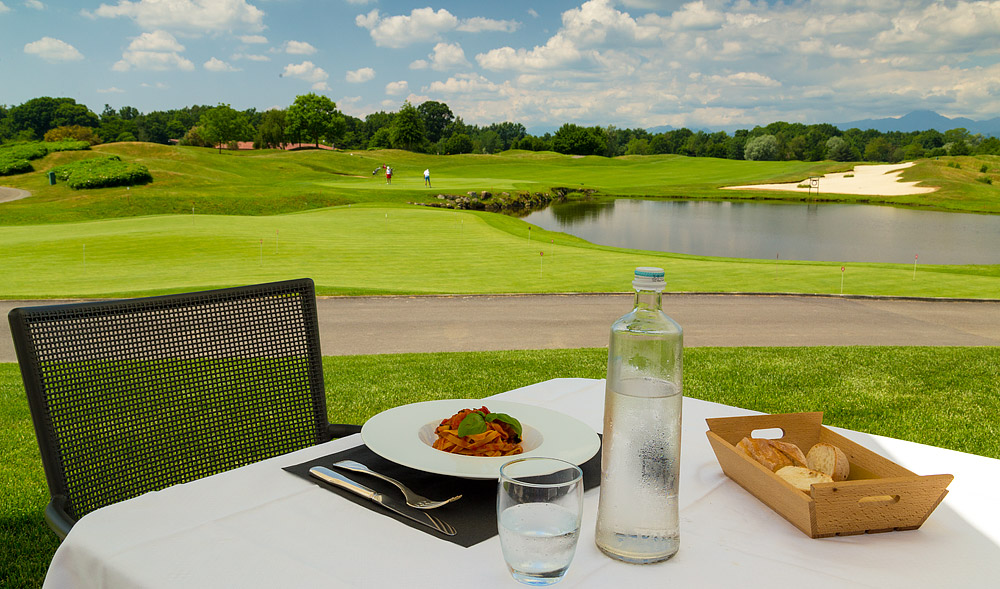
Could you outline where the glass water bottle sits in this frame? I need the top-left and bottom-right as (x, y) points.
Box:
(595, 267), (683, 564)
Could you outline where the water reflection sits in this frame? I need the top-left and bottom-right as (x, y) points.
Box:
(522, 199), (1000, 265)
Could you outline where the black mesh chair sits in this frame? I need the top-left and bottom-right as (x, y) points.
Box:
(9, 278), (360, 539)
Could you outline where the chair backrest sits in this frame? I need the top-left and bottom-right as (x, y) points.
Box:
(9, 279), (332, 537)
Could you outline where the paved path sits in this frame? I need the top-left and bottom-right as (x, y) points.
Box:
(2, 294), (997, 362)
(0, 186), (31, 203)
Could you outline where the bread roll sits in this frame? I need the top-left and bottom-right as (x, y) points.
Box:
(736, 437), (806, 472)
(807, 442), (850, 482)
(776, 466), (834, 492)
(770, 440), (807, 467)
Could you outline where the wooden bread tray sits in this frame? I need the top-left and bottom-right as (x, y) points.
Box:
(706, 412), (953, 538)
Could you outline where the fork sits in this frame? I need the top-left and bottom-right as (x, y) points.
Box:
(332, 460), (462, 509)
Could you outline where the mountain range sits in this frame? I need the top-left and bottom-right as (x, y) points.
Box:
(529, 111), (1000, 137)
(837, 110), (1000, 136)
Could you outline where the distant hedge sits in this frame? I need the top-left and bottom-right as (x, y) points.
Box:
(51, 155), (152, 189)
(0, 140), (90, 176)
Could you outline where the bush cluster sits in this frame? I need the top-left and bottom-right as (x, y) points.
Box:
(0, 140), (90, 176)
(51, 155), (152, 189)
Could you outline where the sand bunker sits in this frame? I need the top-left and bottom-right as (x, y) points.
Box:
(723, 162), (937, 196)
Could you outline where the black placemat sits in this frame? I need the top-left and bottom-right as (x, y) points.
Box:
(284, 440), (601, 548)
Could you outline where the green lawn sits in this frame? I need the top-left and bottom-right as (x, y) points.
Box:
(3, 346), (998, 586)
(1, 205), (999, 298)
(2, 146), (998, 227)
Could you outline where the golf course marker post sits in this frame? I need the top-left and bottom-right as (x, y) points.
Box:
(540, 251), (544, 276)
(913, 254), (918, 280)
(841, 265), (845, 294)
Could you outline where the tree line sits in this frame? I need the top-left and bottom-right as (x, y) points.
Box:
(2, 95), (998, 161)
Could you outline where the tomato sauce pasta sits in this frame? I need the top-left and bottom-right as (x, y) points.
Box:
(432, 406), (524, 457)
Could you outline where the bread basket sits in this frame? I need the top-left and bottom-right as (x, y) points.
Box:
(706, 412), (953, 538)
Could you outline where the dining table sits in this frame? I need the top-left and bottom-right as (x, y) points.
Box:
(42, 378), (1000, 588)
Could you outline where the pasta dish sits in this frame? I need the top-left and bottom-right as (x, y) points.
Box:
(432, 406), (523, 457)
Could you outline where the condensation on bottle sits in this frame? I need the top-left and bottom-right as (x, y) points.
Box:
(595, 266), (683, 564)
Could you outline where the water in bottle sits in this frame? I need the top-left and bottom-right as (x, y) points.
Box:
(595, 267), (682, 564)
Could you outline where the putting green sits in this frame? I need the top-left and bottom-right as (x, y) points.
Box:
(2, 205), (998, 298)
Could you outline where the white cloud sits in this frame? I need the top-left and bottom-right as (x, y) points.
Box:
(240, 34), (267, 44)
(356, 7), (458, 48)
(24, 37), (83, 62)
(0, 2), (10, 14)
(476, 35), (583, 71)
(113, 30), (194, 71)
(233, 52), (269, 62)
(284, 40), (316, 55)
(427, 73), (502, 94)
(424, 42), (470, 71)
(385, 80), (408, 95)
(664, 1), (725, 31)
(456, 16), (519, 33)
(204, 57), (240, 71)
(875, 1), (1000, 53)
(282, 61), (329, 91)
(88, 0), (264, 34)
(98, 86), (125, 93)
(25, 0), (44, 10)
(346, 67), (375, 83)
(409, 59), (428, 70)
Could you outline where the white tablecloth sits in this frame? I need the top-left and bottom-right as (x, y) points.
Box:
(44, 378), (1000, 588)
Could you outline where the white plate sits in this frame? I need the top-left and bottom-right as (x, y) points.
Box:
(361, 399), (601, 479)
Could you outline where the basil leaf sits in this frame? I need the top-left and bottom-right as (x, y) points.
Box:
(456, 411), (487, 437)
(485, 412), (522, 437)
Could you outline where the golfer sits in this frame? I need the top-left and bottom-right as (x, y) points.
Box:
(424, 168), (431, 187)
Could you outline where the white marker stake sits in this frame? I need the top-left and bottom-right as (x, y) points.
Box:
(841, 266), (845, 294)
(540, 251), (544, 276)
(913, 254), (918, 280)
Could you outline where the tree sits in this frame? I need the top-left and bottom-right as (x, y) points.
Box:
(256, 109), (287, 149)
(864, 137), (894, 162)
(390, 101), (426, 151)
(552, 124), (607, 156)
(976, 136), (1000, 155)
(200, 103), (251, 153)
(487, 121), (527, 151)
(9, 97), (97, 139)
(369, 127), (392, 149)
(743, 134), (779, 161)
(43, 125), (100, 144)
(478, 130), (501, 154)
(825, 136), (854, 161)
(416, 101), (453, 143)
(444, 133), (473, 154)
(136, 111), (172, 143)
(286, 93), (345, 147)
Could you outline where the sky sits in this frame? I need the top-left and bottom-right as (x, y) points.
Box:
(2, 0), (999, 132)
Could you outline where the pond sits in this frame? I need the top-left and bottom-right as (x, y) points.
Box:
(521, 199), (1000, 265)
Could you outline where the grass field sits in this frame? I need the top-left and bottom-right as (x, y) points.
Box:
(3, 345), (998, 586)
(1, 204), (998, 298)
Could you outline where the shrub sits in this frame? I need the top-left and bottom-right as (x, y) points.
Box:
(0, 157), (33, 175)
(0, 140), (89, 175)
(981, 164), (989, 173)
(44, 125), (101, 145)
(977, 176), (993, 185)
(51, 155), (152, 189)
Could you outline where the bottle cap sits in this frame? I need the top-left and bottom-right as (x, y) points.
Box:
(633, 267), (665, 291)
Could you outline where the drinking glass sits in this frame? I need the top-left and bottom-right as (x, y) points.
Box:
(497, 457), (584, 586)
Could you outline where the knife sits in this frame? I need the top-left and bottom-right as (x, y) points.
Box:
(309, 466), (457, 536)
